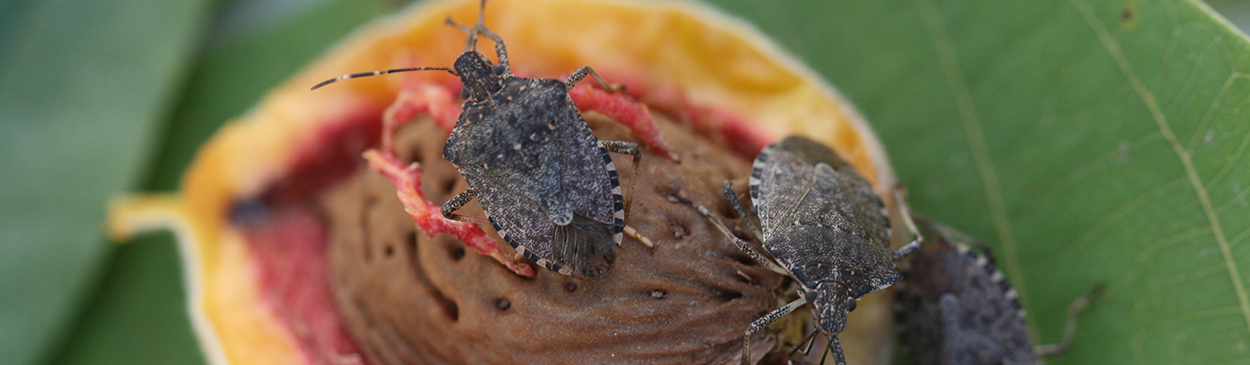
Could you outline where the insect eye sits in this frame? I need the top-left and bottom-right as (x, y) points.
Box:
(492, 64), (506, 75)
(460, 87), (470, 100)
(847, 298), (857, 312)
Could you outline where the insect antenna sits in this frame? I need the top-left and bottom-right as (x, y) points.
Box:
(788, 329), (821, 359)
(310, 67), (459, 90)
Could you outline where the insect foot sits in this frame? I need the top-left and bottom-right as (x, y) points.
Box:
(674, 136), (920, 365)
(895, 216), (1102, 365)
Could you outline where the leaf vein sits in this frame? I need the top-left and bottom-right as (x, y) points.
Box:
(1072, 0), (1250, 335)
(1206, 87), (1250, 190)
(1187, 73), (1250, 154)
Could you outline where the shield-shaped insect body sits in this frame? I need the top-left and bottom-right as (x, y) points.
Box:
(678, 136), (921, 365)
(443, 72), (631, 278)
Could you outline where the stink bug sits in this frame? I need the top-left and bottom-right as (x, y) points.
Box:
(896, 216), (1101, 365)
(313, 0), (655, 278)
(675, 136), (921, 365)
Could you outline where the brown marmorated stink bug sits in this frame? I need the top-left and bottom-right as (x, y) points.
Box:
(675, 136), (922, 365)
(313, 0), (665, 278)
(896, 215), (1101, 365)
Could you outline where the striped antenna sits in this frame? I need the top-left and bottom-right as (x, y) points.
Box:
(310, 66), (458, 90)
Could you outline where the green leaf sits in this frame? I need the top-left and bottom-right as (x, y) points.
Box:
(46, 0), (394, 364)
(49, 235), (205, 365)
(704, 0), (1250, 362)
(0, 1), (214, 364)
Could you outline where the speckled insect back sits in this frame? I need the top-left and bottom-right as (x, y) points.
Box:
(313, 0), (657, 278)
(676, 136), (922, 365)
(896, 216), (1100, 365)
(437, 8), (645, 279)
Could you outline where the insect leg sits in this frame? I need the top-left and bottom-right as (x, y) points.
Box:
(891, 185), (923, 260)
(787, 328), (821, 359)
(439, 188), (487, 225)
(724, 180), (763, 242)
(893, 240), (919, 260)
(598, 140), (640, 158)
(1034, 284), (1104, 356)
(599, 140), (641, 221)
(742, 296), (808, 365)
(440, 188), (474, 219)
(565, 66), (625, 93)
(623, 225), (655, 248)
(672, 196), (788, 275)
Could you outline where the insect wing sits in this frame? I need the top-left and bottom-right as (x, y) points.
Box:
(550, 214), (616, 277)
(552, 95), (617, 228)
(472, 169), (616, 277)
(751, 136), (849, 226)
(750, 141), (812, 239)
(830, 164), (892, 248)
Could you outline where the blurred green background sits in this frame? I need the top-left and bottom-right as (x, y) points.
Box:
(3, 0), (1250, 364)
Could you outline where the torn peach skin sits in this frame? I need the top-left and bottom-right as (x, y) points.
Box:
(107, 0), (902, 364)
